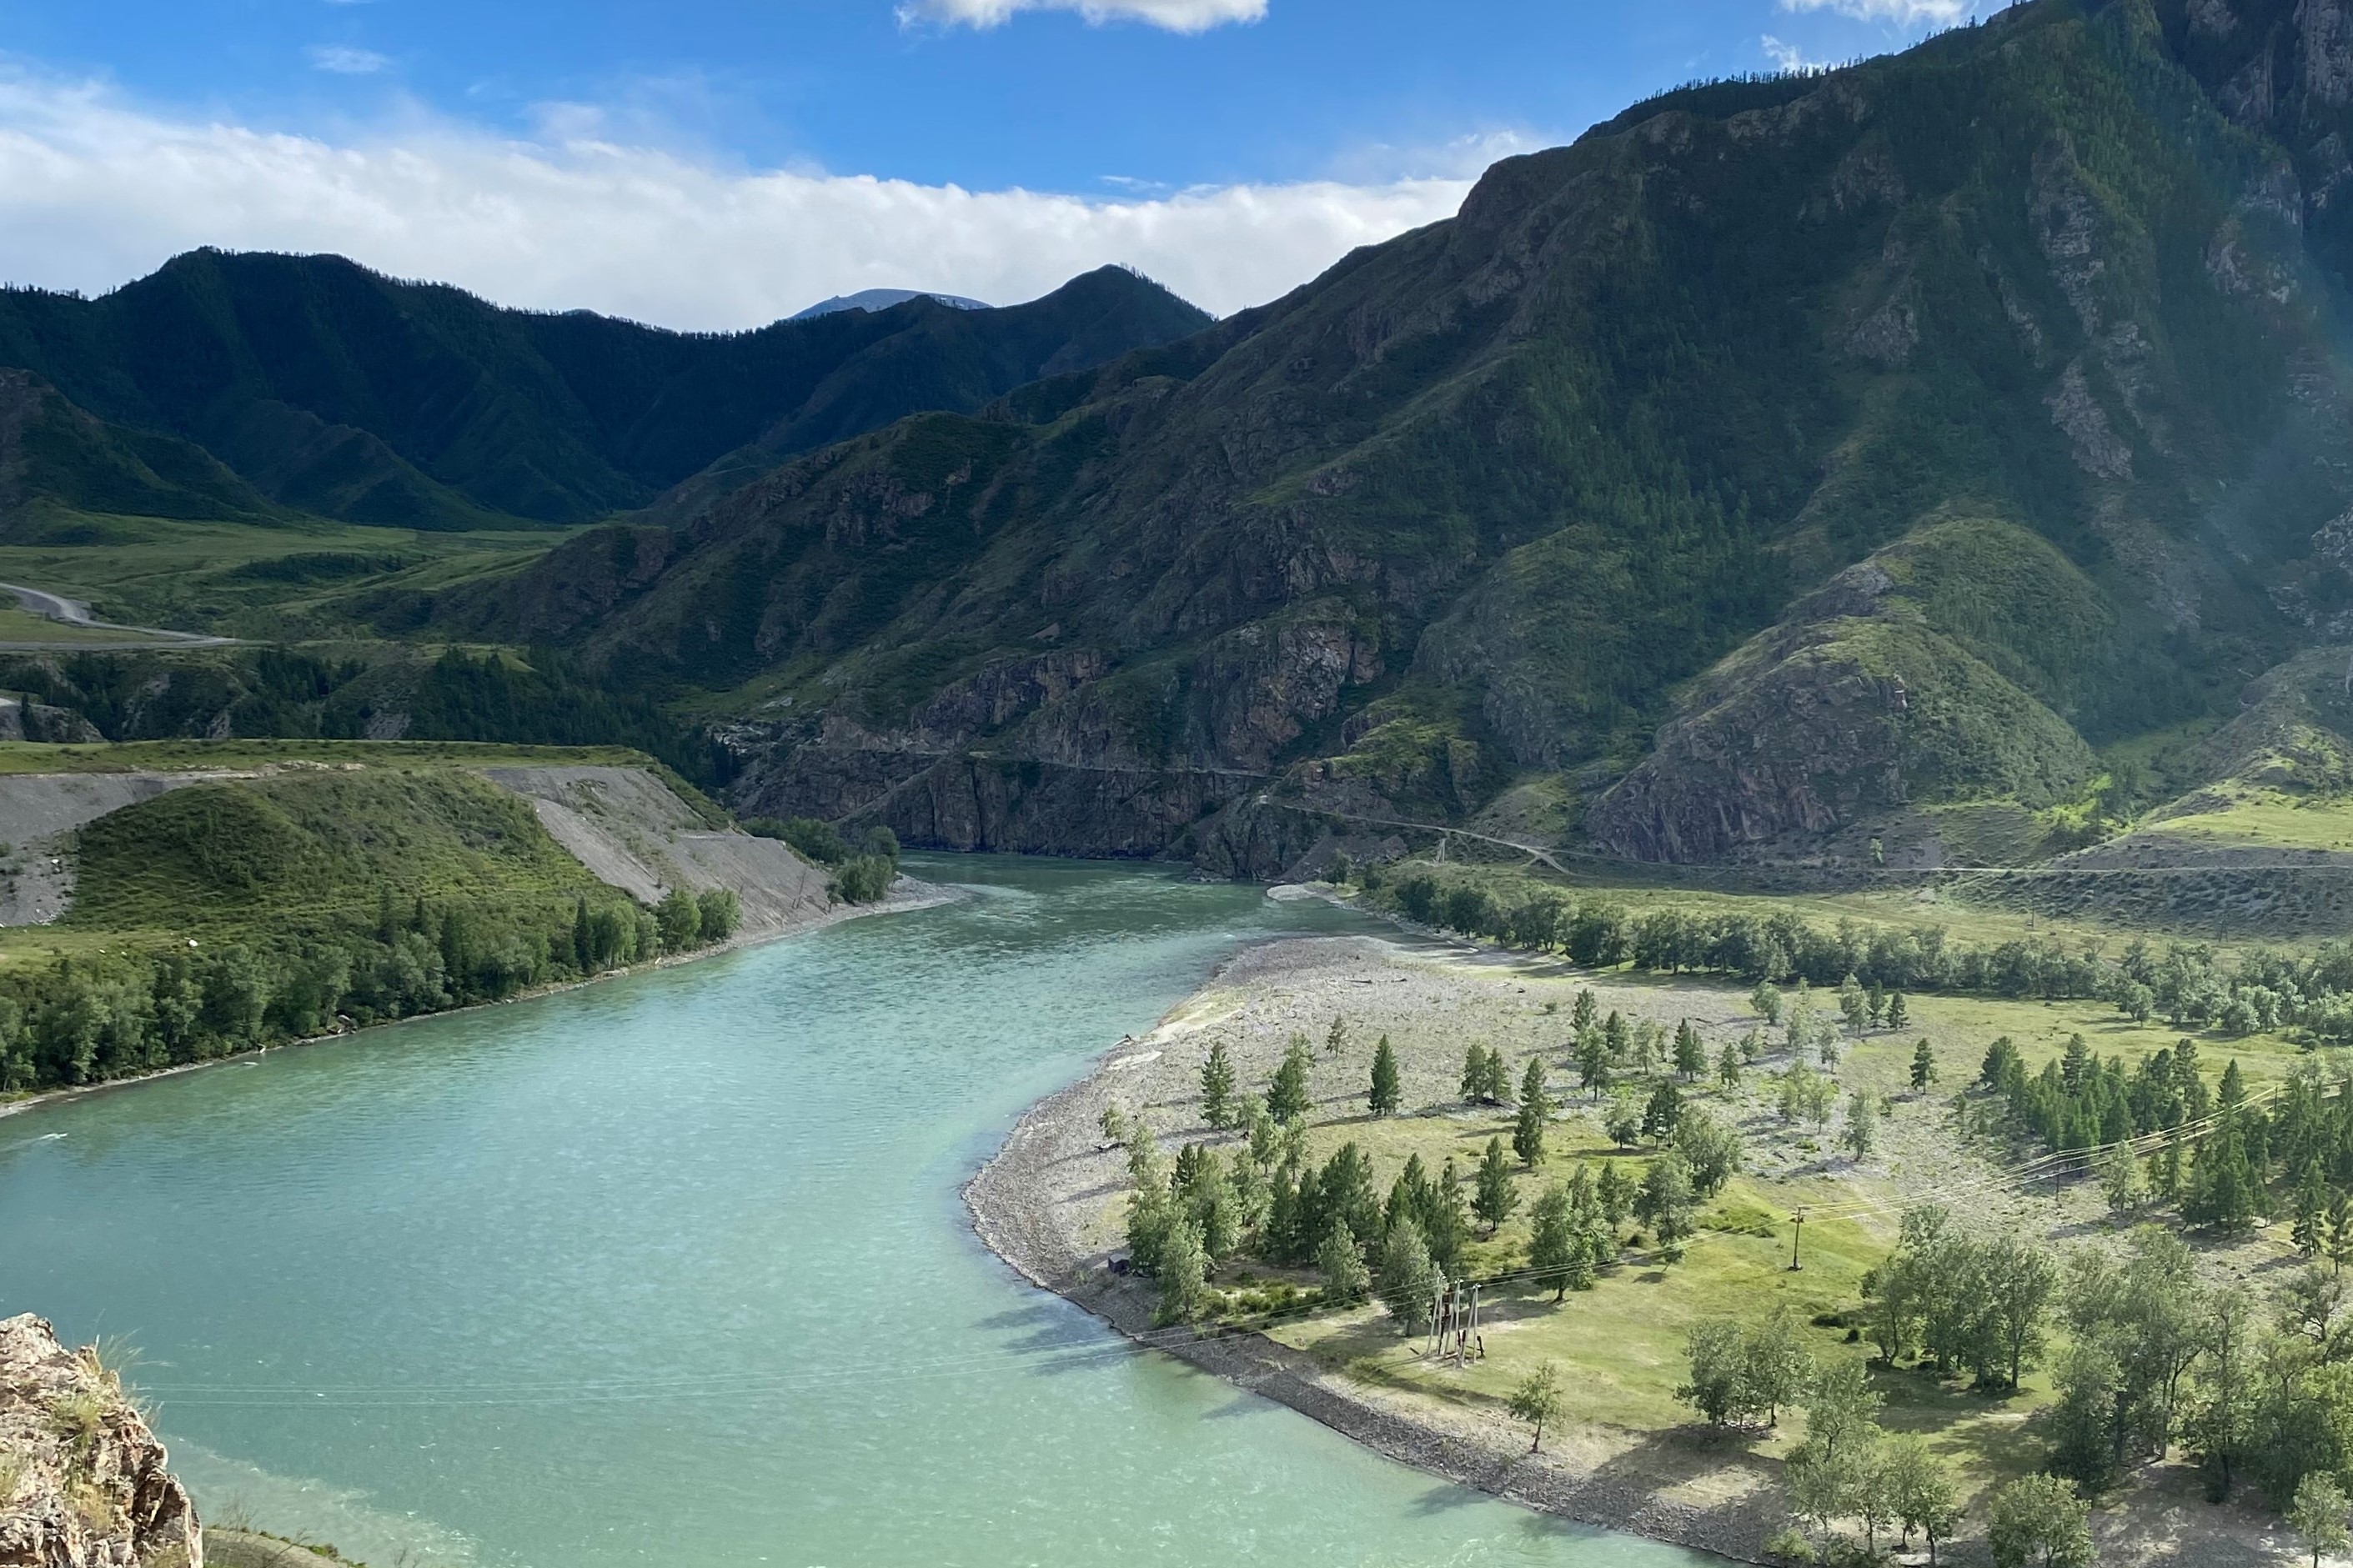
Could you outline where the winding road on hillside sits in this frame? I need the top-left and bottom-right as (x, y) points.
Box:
(0, 582), (238, 649)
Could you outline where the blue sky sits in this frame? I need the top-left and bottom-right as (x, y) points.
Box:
(0, 0), (1991, 326)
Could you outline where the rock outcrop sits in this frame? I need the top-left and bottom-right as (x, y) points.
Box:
(0, 1314), (199, 1568)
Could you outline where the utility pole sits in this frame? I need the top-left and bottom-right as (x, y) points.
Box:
(1788, 1206), (1807, 1272)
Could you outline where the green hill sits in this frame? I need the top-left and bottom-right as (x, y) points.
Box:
(0, 258), (1209, 530)
(409, 0), (2353, 872)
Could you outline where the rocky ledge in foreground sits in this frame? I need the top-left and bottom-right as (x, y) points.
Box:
(0, 1313), (200, 1568)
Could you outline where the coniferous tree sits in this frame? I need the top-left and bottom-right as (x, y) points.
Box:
(1427, 1158), (1471, 1275)
(1368, 1035), (1402, 1115)
(1575, 1026), (1610, 1100)
(1317, 1219), (1370, 1304)
(1603, 1009), (1630, 1063)
(1528, 1179), (1580, 1299)
(1514, 1056), (1551, 1166)
(1839, 973), (1869, 1037)
(1155, 1215), (1207, 1325)
(1718, 1040), (1743, 1088)
(1634, 1151), (1698, 1250)
(2295, 1170), (2328, 1260)
(1643, 1079), (1685, 1141)
(1267, 1035), (1314, 1125)
(1845, 1091), (1878, 1160)
(1460, 1043), (1491, 1103)
(1673, 1019), (1706, 1081)
(1473, 1135), (1518, 1231)
(1377, 1218), (1441, 1332)
(1886, 991), (1909, 1030)
(1596, 1159), (1635, 1228)
(1572, 987), (1598, 1034)
(1325, 1016), (1349, 1058)
(1200, 1039), (1237, 1129)
(1910, 1036), (1936, 1091)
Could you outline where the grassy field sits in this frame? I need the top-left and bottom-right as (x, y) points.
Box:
(0, 513), (571, 639)
(1127, 933), (2315, 1527)
(0, 607), (192, 645)
(0, 739), (652, 775)
(2140, 786), (2353, 853)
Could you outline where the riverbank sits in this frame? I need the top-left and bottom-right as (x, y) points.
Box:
(966, 931), (1785, 1565)
(966, 915), (2299, 1568)
(0, 873), (956, 1123)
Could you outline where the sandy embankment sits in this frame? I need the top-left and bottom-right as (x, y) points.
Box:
(966, 931), (1789, 1565)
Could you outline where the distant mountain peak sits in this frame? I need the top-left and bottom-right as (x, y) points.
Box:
(790, 288), (991, 320)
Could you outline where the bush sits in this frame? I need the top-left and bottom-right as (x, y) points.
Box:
(830, 854), (897, 904)
(1763, 1527), (1817, 1565)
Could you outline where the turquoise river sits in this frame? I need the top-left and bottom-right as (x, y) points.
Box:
(0, 855), (1710, 1568)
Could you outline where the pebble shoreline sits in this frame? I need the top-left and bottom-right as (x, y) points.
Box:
(963, 929), (1784, 1565)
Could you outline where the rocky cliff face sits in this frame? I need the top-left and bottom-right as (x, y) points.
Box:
(0, 1314), (200, 1568)
(429, 0), (2353, 873)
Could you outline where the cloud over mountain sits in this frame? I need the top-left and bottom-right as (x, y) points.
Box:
(0, 71), (1463, 328)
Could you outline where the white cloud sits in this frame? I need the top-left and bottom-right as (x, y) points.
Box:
(899, 0), (1264, 33)
(1775, 0), (1974, 23)
(307, 45), (389, 74)
(1759, 34), (1828, 73)
(0, 72), (1468, 327)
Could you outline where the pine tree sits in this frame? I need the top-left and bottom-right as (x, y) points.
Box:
(1483, 1046), (1512, 1103)
(1576, 1027), (1610, 1100)
(1200, 1039), (1237, 1129)
(1633, 1151), (1698, 1250)
(2330, 1191), (2353, 1277)
(1473, 1135), (1518, 1231)
(2060, 1033), (2092, 1095)
(1317, 1220), (1369, 1303)
(1909, 1036), (1937, 1091)
(1368, 1035), (1402, 1115)
(1267, 1035), (1314, 1125)
(1643, 1079), (1684, 1142)
(2295, 1170), (2329, 1260)
(1886, 991), (1909, 1030)
(1750, 981), (1783, 1024)
(1596, 1159), (1635, 1227)
(1839, 974), (1869, 1037)
(1528, 1180), (1579, 1299)
(1673, 1019), (1706, 1081)
(1427, 1157), (1471, 1275)
(1572, 987), (1598, 1033)
(1460, 1043), (1491, 1103)
(1514, 1095), (1548, 1168)
(1717, 1040), (1743, 1088)
(1844, 1091), (1877, 1160)
(1326, 1016), (1349, 1058)
(1377, 1218), (1441, 1332)
(1603, 1009), (1630, 1062)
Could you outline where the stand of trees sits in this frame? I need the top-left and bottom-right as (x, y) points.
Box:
(0, 884), (741, 1095)
(1362, 866), (2353, 1041)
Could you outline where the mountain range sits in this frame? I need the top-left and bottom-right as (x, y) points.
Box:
(15, 0), (2353, 882)
(0, 254), (1207, 532)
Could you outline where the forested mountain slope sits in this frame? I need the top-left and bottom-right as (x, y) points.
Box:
(0, 257), (1207, 530)
(419, 0), (2353, 874)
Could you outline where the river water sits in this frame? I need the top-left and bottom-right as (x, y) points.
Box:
(0, 856), (1708, 1568)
